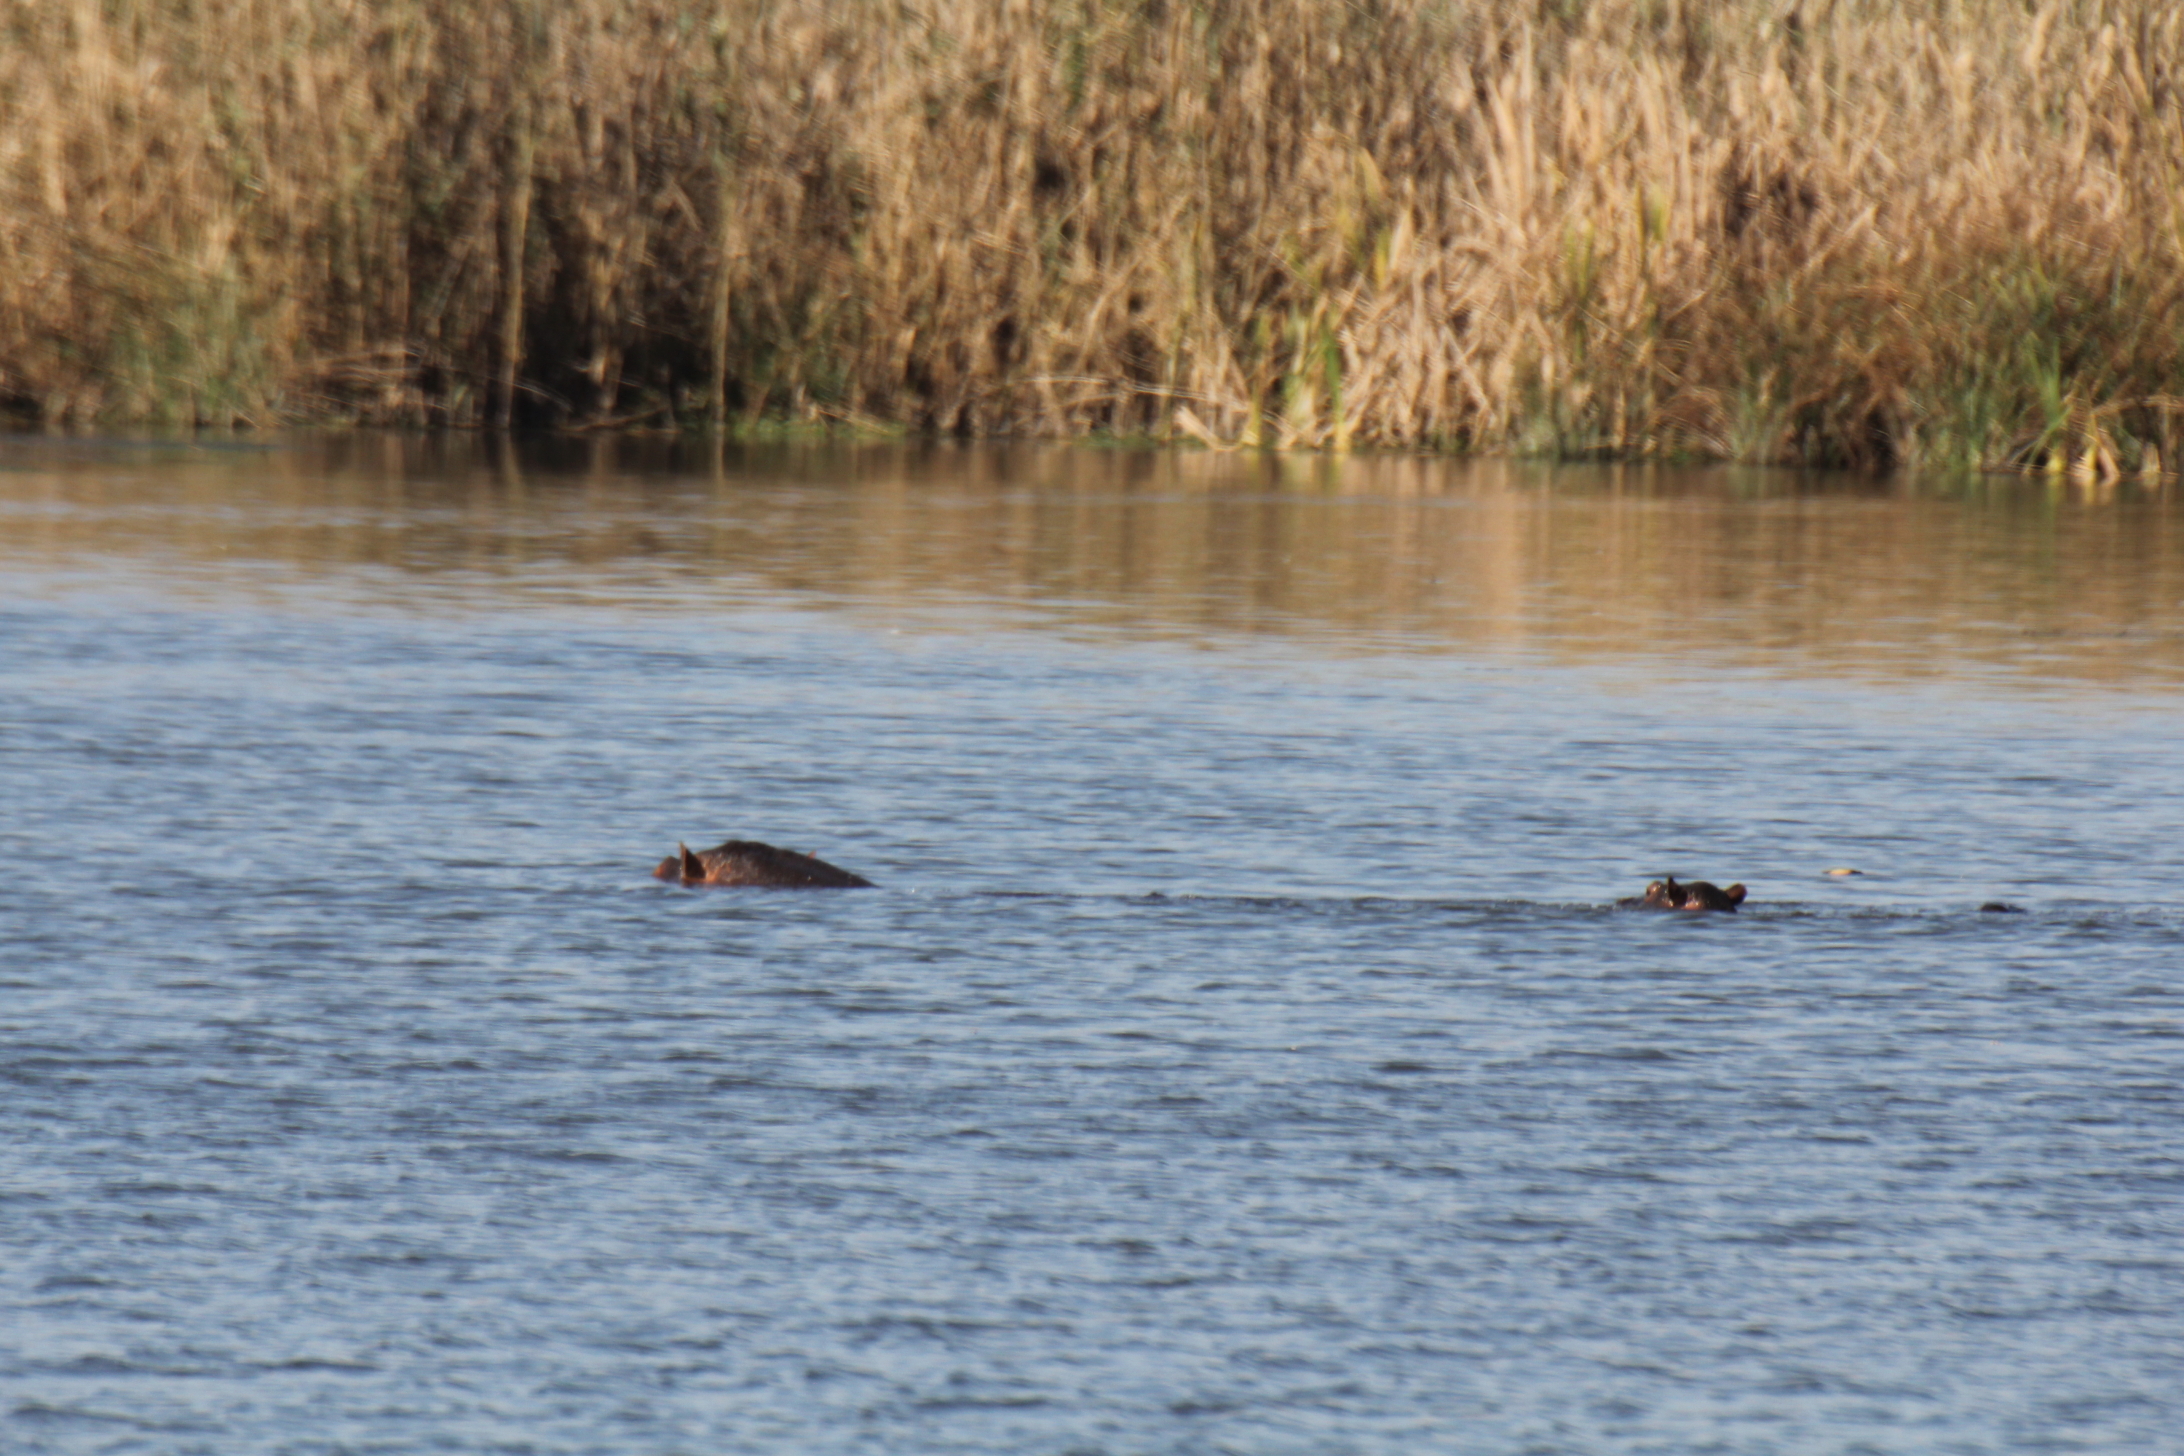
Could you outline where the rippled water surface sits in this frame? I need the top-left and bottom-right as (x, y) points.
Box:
(4, 437), (2183, 1453)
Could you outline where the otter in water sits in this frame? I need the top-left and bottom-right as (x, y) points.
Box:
(653, 839), (874, 889)
(1618, 876), (1747, 912)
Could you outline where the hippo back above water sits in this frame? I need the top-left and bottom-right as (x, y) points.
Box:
(1618, 876), (1747, 912)
(654, 839), (875, 889)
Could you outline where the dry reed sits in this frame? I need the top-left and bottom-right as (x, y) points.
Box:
(1, 0), (2179, 471)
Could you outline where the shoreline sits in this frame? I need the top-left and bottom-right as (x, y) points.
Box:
(2, 0), (2178, 475)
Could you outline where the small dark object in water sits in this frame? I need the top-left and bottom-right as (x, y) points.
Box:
(1617, 876), (1748, 913)
(1979, 901), (2024, 914)
(654, 839), (874, 889)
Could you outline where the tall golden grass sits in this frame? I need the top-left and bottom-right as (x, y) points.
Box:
(2, 0), (2179, 471)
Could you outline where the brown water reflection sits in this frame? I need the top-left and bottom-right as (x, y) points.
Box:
(4, 433), (2181, 683)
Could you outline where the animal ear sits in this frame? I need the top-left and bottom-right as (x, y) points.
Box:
(1726, 883), (1747, 904)
(679, 843), (705, 880)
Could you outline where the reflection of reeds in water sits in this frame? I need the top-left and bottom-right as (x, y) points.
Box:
(5, 438), (2183, 682)
(1, 0), (2180, 473)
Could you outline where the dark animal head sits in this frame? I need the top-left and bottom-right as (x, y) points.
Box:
(1678, 879), (1746, 912)
(1627, 876), (1745, 912)
(654, 838), (876, 889)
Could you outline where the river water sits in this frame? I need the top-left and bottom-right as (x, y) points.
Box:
(3, 436), (2181, 1453)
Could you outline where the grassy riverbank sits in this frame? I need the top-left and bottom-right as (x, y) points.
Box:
(3, 0), (2179, 472)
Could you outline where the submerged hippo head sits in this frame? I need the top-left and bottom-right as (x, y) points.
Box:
(1619, 876), (1747, 912)
(655, 839), (875, 889)
(1674, 878), (1746, 912)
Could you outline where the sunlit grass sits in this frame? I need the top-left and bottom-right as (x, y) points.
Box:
(1, 0), (2178, 471)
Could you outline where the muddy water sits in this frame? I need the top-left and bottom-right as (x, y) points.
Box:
(3, 436), (2181, 1453)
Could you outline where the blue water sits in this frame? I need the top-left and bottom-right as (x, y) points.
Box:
(4, 441), (2183, 1453)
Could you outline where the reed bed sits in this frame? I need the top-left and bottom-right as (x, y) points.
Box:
(2, 0), (2179, 471)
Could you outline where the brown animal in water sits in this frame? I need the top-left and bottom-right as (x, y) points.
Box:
(654, 839), (874, 889)
(1618, 876), (1747, 912)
